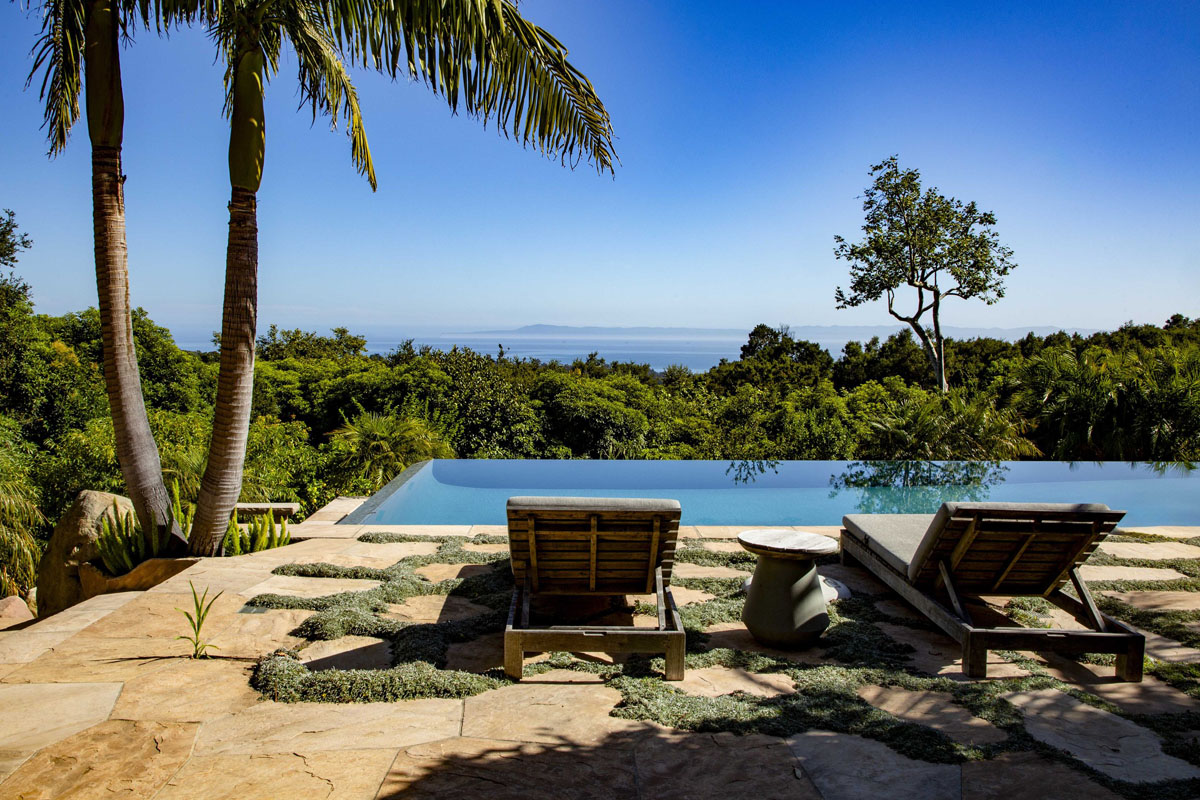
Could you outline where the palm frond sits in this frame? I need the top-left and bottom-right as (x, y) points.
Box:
(325, 0), (615, 173)
(28, 0), (88, 155)
(282, 0), (376, 188)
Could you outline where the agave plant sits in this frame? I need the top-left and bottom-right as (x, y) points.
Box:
(221, 512), (290, 556)
(95, 490), (192, 576)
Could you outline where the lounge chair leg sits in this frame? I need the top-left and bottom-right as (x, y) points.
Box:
(664, 634), (685, 681)
(504, 633), (524, 681)
(962, 635), (988, 679)
(1116, 642), (1144, 682)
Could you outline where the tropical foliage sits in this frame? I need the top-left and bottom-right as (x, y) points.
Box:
(2, 250), (1199, 598)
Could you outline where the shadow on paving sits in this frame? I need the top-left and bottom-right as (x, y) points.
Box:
(374, 724), (821, 800)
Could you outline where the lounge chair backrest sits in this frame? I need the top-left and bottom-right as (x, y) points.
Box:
(506, 496), (682, 596)
(908, 502), (1124, 595)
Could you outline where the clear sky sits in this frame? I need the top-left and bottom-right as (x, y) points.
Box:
(2, 0), (1197, 342)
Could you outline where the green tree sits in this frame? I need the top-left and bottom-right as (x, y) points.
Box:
(0, 416), (43, 600)
(188, 0), (617, 554)
(29, 1), (183, 550)
(0, 210), (33, 268)
(834, 157), (1016, 393)
(330, 413), (453, 491)
(256, 325), (367, 361)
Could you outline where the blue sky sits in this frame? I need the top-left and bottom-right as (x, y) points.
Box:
(2, 0), (1197, 343)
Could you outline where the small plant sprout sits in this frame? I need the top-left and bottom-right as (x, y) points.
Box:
(176, 581), (223, 658)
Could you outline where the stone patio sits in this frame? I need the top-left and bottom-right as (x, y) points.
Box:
(2, 498), (1199, 798)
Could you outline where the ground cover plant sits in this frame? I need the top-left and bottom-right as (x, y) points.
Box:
(245, 533), (1200, 800)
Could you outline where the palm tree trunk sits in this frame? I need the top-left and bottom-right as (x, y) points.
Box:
(87, 0), (183, 552)
(189, 187), (258, 555)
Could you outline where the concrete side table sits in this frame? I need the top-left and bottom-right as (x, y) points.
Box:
(738, 529), (839, 649)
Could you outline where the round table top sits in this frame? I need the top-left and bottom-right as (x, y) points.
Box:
(737, 529), (839, 559)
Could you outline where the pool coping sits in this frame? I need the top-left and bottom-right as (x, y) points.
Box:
(340, 460), (432, 525)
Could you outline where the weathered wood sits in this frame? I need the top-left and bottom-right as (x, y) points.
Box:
(645, 518), (661, 593)
(526, 516), (539, 592)
(589, 515), (598, 591)
(505, 498), (684, 681)
(842, 517), (1145, 682)
(939, 560), (972, 625)
(1068, 567), (1106, 632)
(234, 502), (299, 522)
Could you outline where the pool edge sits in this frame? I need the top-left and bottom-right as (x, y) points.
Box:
(340, 460), (433, 524)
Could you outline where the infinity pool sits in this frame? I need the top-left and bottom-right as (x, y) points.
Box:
(341, 460), (1199, 528)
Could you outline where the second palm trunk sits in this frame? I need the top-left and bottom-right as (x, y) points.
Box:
(190, 187), (258, 554)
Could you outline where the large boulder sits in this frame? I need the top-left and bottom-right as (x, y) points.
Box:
(0, 595), (34, 630)
(36, 491), (134, 617)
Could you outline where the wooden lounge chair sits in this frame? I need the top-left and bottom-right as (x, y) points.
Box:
(504, 496), (686, 681)
(840, 502), (1145, 681)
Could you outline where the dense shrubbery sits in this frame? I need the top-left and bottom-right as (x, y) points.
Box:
(2, 263), (1199, 598)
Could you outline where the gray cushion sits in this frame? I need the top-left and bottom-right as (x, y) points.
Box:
(507, 496), (681, 514)
(842, 514), (933, 577)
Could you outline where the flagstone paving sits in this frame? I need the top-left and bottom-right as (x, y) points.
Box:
(4, 512), (1200, 797)
(1, 720), (199, 799)
(671, 562), (748, 579)
(677, 665), (795, 698)
(701, 621), (830, 665)
(204, 608), (314, 659)
(414, 563), (495, 582)
(0, 682), (123, 751)
(855, 685), (1007, 745)
(874, 622), (1030, 680)
(158, 749), (398, 800)
(1078, 564), (1190, 582)
(383, 595), (494, 624)
(1124, 526), (1200, 540)
(460, 542), (510, 554)
(788, 731), (962, 800)
(302, 635), (394, 671)
(1103, 589), (1200, 611)
(960, 751), (1126, 800)
(694, 540), (744, 553)
(110, 659), (260, 722)
(1032, 655), (1200, 714)
(1098, 540), (1200, 560)
(635, 732), (822, 799)
(195, 699), (464, 755)
(1003, 688), (1200, 782)
(242, 574), (383, 599)
(462, 669), (654, 745)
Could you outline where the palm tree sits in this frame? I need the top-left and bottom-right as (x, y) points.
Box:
(186, 0), (617, 554)
(332, 413), (454, 491)
(30, 0), (184, 551)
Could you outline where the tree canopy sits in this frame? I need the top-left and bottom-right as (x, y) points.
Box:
(835, 156), (1016, 392)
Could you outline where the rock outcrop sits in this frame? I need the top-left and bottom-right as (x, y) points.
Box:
(0, 595), (34, 629)
(36, 491), (134, 617)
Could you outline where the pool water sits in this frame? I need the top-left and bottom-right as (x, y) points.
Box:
(342, 460), (1200, 528)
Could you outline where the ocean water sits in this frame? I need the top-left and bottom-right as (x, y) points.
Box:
(392, 335), (752, 371)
